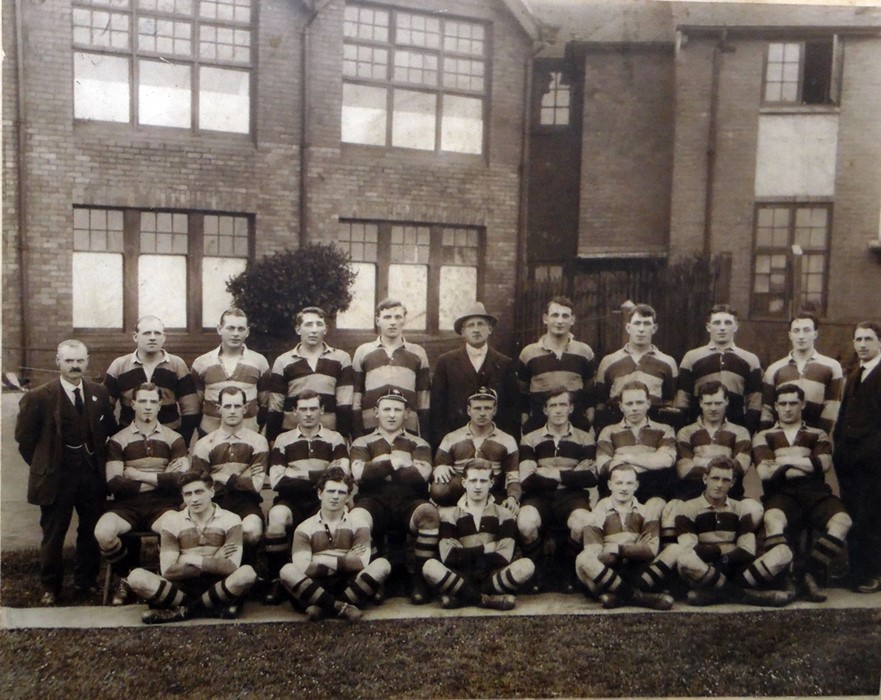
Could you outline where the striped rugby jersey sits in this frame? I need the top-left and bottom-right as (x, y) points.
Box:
(517, 335), (596, 430)
(596, 344), (678, 409)
(351, 429), (432, 499)
(190, 345), (271, 434)
(583, 497), (660, 560)
(675, 343), (763, 433)
(267, 343), (354, 439)
(760, 351), (843, 434)
(269, 426), (349, 494)
(104, 350), (200, 431)
(291, 509), (372, 572)
(352, 338), (430, 436)
(435, 423), (520, 497)
(438, 496), (516, 570)
(752, 423), (832, 493)
(190, 426), (269, 496)
(519, 423), (597, 493)
(595, 419), (676, 478)
(675, 418), (752, 480)
(159, 504), (243, 578)
(105, 421), (188, 498)
(674, 494), (758, 557)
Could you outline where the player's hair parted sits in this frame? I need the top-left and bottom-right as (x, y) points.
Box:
(133, 381), (160, 398)
(546, 295), (574, 314)
(707, 304), (738, 322)
(697, 380), (729, 399)
(544, 385), (572, 405)
(619, 380), (650, 398)
(218, 385), (247, 403)
(626, 303), (657, 322)
(180, 471), (214, 490)
(790, 310), (820, 331)
(317, 466), (354, 494)
(462, 458), (493, 478)
(375, 298), (407, 316)
(609, 463), (638, 480)
(295, 388), (324, 408)
(706, 455), (738, 478)
(775, 382), (805, 402)
(219, 307), (248, 325)
(296, 306), (327, 327)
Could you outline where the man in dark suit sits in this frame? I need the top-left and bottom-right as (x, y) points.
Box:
(834, 321), (881, 593)
(15, 339), (116, 605)
(430, 302), (519, 449)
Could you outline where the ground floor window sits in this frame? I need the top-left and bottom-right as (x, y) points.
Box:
(335, 220), (483, 332)
(751, 203), (830, 318)
(72, 207), (253, 330)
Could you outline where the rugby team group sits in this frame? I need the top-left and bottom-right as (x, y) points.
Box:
(14, 296), (881, 624)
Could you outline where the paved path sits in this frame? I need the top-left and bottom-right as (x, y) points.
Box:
(2, 588), (880, 630)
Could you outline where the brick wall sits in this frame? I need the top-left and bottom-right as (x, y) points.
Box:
(3, 0), (22, 374)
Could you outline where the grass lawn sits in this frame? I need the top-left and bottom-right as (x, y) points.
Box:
(1, 610), (880, 698)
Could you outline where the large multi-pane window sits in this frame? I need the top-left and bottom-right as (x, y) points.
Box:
(341, 3), (488, 154)
(335, 220), (483, 332)
(72, 0), (253, 133)
(763, 39), (837, 105)
(72, 207), (252, 330)
(751, 203), (831, 318)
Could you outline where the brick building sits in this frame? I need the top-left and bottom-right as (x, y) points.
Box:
(4, 0), (881, 382)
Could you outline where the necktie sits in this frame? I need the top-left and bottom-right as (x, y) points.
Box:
(73, 387), (84, 414)
(854, 366), (864, 390)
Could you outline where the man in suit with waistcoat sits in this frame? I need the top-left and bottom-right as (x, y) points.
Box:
(15, 339), (116, 605)
(430, 302), (519, 450)
(834, 321), (881, 593)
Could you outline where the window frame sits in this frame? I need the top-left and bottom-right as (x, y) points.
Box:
(341, 2), (492, 155)
(533, 66), (572, 130)
(761, 37), (841, 108)
(72, 206), (255, 332)
(71, 0), (256, 135)
(750, 201), (832, 320)
(336, 219), (486, 334)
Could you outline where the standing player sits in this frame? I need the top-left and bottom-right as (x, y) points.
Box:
(517, 387), (597, 593)
(190, 307), (271, 436)
(754, 384), (851, 602)
(595, 303), (678, 431)
(94, 382), (189, 605)
(352, 299), (430, 437)
(280, 467), (390, 622)
(518, 296), (596, 433)
(262, 390), (349, 605)
(430, 302), (519, 448)
(190, 386), (268, 564)
(104, 315), (200, 445)
(675, 304), (763, 435)
(266, 306), (354, 442)
(574, 464), (674, 610)
(431, 387), (521, 512)
(351, 389), (439, 604)
(422, 460), (535, 610)
(127, 472), (257, 623)
(760, 311), (843, 434)
(834, 321), (881, 593)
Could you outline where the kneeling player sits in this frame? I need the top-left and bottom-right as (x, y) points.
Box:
(127, 472), (257, 623)
(279, 467), (390, 622)
(574, 464), (673, 610)
(423, 460), (535, 610)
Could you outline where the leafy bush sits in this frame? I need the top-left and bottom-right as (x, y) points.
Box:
(226, 243), (356, 341)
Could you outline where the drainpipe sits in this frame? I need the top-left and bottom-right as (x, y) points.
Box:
(14, 0), (31, 374)
(703, 30), (733, 257)
(299, 0), (330, 248)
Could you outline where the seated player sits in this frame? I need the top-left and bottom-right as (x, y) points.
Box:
(190, 386), (268, 564)
(431, 387), (520, 512)
(94, 382), (189, 605)
(574, 464), (674, 610)
(351, 389), (440, 604)
(127, 471), (257, 623)
(262, 390), (349, 605)
(643, 457), (792, 607)
(279, 467), (390, 623)
(517, 387), (597, 593)
(754, 383), (852, 602)
(423, 460), (535, 610)
(595, 380), (676, 515)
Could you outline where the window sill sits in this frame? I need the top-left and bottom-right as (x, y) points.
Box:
(340, 142), (486, 168)
(759, 105), (840, 116)
(74, 120), (256, 146)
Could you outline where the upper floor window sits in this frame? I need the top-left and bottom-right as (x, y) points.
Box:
(763, 39), (838, 106)
(751, 203), (830, 318)
(539, 71), (570, 127)
(72, 0), (253, 134)
(341, 3), (488, 154)
(72, 206), (252, 330)
(335, 220), (483, 332)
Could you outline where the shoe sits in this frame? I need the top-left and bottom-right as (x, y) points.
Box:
(74, 583), (100, 598)
(111, 579), (131, 606)
(337, 602), (362, 623)
(141, 606), (191, 625)
(599, 592), (620, 609)
(410, 576), (433, 605)
(262, 580), (285, 606)
(856, 577), (881, 594)
(372, 582), (386, 605)
(801, 572), (827, 603)
(686, 588), (723, 606)
(219, 603), (241, 620)
(305, 605), (323, 622)
(480, 594), (516, 611)
(441, 595), (464, 610)
(631, 589), (674, 611)
(739, 589), (792, 607)
(39, 591), (58, 606)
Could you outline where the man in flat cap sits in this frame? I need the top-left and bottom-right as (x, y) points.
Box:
(430, 302), (519, 450)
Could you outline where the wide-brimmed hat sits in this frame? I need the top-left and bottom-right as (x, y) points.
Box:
(453, 302), (499, 335)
